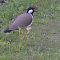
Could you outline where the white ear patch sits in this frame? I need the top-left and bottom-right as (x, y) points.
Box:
(28, 9), (33, 14)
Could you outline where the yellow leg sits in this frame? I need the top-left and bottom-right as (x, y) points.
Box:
(26, 27), (32, 34)
(20, 29), (23, 34)
(24, 29), (28, 40)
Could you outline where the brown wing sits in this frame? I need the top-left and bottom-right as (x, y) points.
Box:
(9, 13), (32, 30)
(0, 0), (5, 3)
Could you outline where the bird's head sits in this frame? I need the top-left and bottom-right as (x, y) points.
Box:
(27, 7), (37, 15)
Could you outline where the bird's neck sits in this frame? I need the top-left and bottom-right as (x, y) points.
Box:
(27, 12), (33, 15)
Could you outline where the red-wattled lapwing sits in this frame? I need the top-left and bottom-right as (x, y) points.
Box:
(0, 0), (5, 3)
(4, 7), (37, 34)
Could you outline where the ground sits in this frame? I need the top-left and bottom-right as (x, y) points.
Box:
(0, 0), (60, 60)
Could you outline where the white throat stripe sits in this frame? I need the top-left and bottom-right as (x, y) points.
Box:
(28, 9), (33, 13)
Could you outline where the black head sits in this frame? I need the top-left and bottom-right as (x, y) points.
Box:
(27, 7), (37, 15)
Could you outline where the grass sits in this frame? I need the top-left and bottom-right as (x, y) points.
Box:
(0, 0), (60, 60)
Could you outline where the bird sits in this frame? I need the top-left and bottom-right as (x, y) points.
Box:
(4, 7), (37, 34)
(0, 0), (5, 3)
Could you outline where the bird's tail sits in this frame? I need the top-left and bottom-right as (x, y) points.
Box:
(2, 1), (5, 3)
(4, 29), (12, 33)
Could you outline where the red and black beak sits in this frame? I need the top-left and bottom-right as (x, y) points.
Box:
(33, 8), (38, 12)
